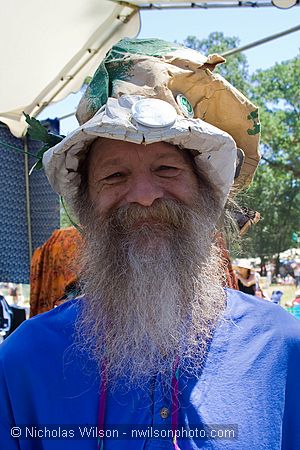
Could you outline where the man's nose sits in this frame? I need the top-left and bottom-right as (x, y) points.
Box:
(125, 173), (164, 207)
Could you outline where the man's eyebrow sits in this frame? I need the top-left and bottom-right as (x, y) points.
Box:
(97, 151), (186, 170)
(100, 157), (124, 167)
(155, 152), (184, 162)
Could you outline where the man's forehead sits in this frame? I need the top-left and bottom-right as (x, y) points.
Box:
(88, 138), (191, 167)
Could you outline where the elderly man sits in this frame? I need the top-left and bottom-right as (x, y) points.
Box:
(1, 38), (300, 450)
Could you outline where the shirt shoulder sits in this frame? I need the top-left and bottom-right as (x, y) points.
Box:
(0, 298), (82, 362)
(225, 288), (300, 345)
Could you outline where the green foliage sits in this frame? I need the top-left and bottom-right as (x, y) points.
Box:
(24, 113), (63, 147)
(24, 113), (64, 173)
(185, 33), (300, 263)
(184, 32), (250, 94)
(244, 57), (300, 259)
(241, 165), (300, 262)
(250, 56), (300, 179)
(240, 55), (300, 262)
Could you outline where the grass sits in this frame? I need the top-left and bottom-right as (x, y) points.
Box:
(259, 278), (297, 307)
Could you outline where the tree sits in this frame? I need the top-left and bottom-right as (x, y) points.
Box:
(242, 55), (300, 267)
(250, 55), (300, 179)
(185, 33), (300, 265)
(241, 164), (299, 270)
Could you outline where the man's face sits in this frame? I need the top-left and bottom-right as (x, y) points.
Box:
(87, 138), (200, 216)
(75, 137), (225, 386)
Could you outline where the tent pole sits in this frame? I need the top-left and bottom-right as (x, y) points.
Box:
(222, 24), (300, 57)
(23, 136), (32, 262)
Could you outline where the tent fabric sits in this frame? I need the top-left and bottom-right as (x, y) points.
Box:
(0, 121), (60, 284)
(124, 0), (272, 5)
(0, 1), (277, 139)
(0, 0), (141, 138)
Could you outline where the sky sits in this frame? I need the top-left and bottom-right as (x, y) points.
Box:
(38, 5), (300, 135)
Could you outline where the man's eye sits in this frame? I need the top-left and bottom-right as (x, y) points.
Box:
(156, 166), (180, 176)
(105, 172), (123, 180)
(159, 165), (178, 171)
(102, 172), (125, 183)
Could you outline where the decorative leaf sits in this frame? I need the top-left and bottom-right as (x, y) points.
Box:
(24, 113), (50, 142)
(29, 144), (50, 174)
(46, 132), (63, 146)
(24, 113), (65, 174)
(29, 159), (43, 175)
(24, 112), (64, 146)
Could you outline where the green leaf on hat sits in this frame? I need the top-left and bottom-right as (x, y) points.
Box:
(24, 113), (63, 146)
(29, 159), (43, 175)
(24, 113), (65, 174)
(28, 144), (49, 174)
(24, 113), (50, 142)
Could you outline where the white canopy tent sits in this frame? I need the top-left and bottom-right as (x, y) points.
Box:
(280, 248), (300, 261)
(0, 0), (140, 137)
(0, 0), (298, 137)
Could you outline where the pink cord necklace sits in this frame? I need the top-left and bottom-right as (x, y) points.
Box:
(97, 358), (181, 450)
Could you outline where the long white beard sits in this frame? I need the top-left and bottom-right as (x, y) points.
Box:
(74, 194), (226, 388)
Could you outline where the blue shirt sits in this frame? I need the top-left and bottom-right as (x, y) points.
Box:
(1, 289), (300, 449)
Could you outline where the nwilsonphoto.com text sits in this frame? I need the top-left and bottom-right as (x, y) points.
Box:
(10, 425), (238, 440)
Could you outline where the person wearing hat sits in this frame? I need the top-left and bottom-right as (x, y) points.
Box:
(233, 259), (257, 296)
(1, 38), (300, 449)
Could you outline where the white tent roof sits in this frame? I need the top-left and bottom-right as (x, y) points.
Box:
(0, 0), (292, 137)
(0, 0), (140, 137)
(280, 248), (300, 260)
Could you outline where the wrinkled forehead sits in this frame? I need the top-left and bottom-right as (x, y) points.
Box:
(87, 137), (196, 169)
(77, 137), (211, 195)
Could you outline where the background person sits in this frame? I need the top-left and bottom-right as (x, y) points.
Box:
(233, 259), (257, 296)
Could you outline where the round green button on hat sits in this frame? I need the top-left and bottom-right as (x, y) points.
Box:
(176, 94), (194, 118)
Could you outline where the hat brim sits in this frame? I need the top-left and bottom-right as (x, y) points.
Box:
(43, 95), (237, 207)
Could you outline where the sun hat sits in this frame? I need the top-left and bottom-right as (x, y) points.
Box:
(42, 38), (261, 207)
(233, 259), (253, 270)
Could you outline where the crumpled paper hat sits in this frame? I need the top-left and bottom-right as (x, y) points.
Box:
(43, 38), (260, 207)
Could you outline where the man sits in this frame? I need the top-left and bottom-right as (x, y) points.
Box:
(1, 38), (300, 449)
